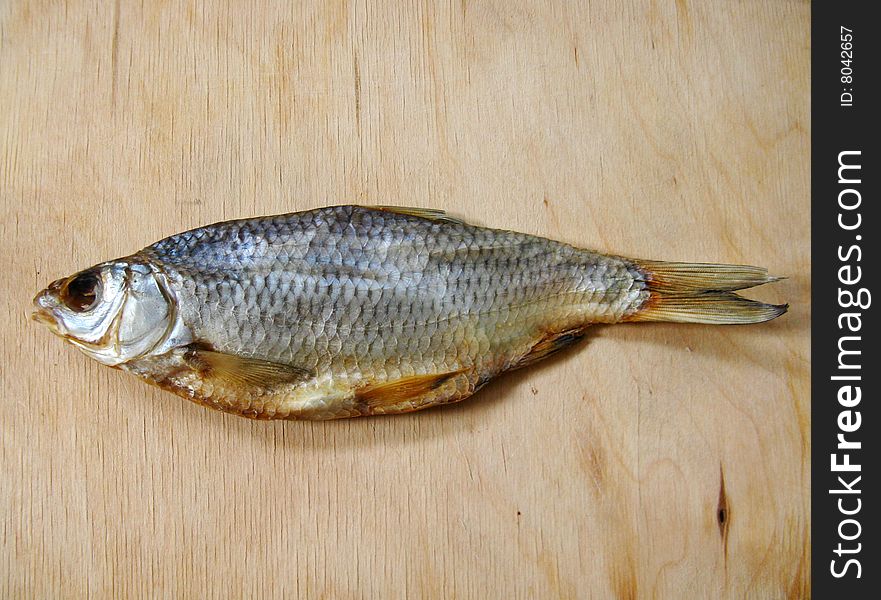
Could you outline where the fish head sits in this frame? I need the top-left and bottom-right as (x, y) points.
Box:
(32, 261), (178, 366)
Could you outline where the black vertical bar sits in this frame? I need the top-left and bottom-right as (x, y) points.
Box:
(812, 2), (878, 596)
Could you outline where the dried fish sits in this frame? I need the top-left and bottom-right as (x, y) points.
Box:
(32, 205), (786, 419)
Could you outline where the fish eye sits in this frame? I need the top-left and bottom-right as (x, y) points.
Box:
(62, 272), (102, 312)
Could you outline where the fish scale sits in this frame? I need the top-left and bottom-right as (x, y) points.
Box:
(141, 207), (642, 385)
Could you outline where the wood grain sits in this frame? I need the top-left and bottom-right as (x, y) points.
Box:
(1, 1), (810, 597)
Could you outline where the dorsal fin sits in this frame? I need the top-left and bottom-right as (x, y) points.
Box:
(365, 205), (466, 225)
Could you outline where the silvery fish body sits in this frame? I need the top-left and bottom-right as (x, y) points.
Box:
(32, 205), (786, 419)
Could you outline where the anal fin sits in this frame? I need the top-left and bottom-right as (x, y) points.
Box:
(515, 326), (591, 370)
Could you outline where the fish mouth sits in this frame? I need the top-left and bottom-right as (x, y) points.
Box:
(31, 291), (64, 335)
(31, 308), (58, 328)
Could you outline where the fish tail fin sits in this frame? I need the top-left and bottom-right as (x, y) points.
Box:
(627, 260), (788, 325)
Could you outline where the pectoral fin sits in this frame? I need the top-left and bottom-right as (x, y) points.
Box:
(184, 345), (312, 390)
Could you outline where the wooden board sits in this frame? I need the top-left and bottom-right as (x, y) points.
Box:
(1, 1), (810, 597)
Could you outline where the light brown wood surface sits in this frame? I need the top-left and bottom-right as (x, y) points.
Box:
(1, 1), (809, 598)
